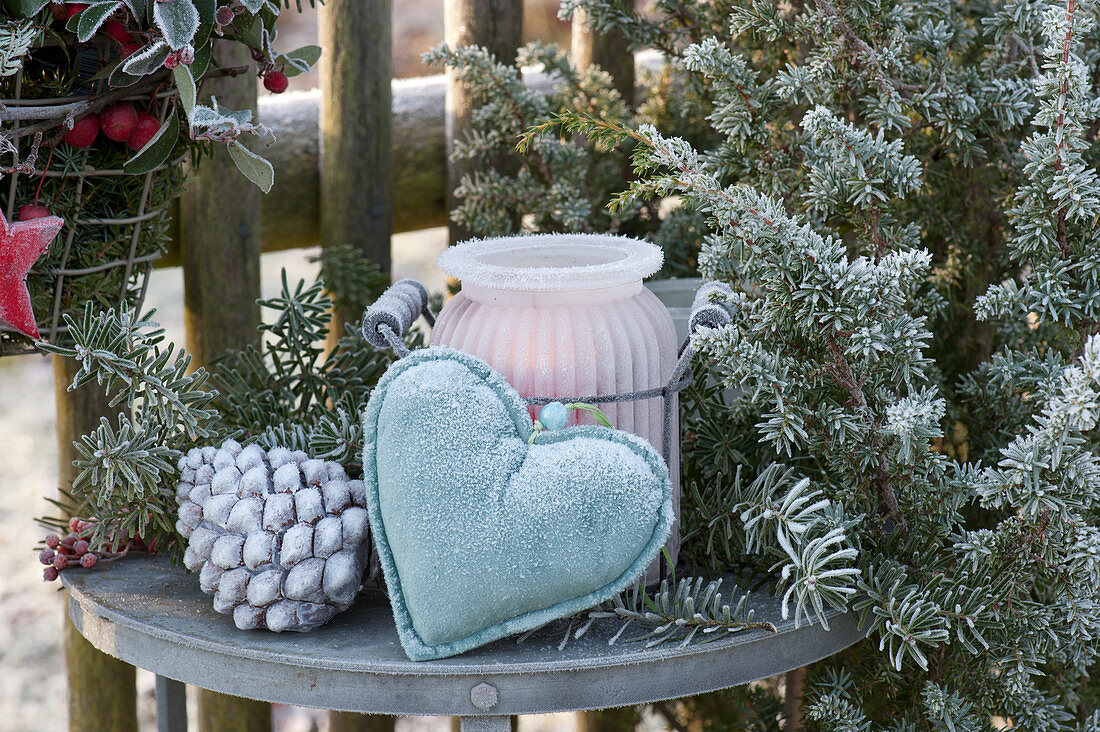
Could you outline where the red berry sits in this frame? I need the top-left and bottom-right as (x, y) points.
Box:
(39, 548), (55, 565)
(66, 3), (89, 19)
(18, 204), (52, 221)
(62, 113), (99, 149)
(127, 113), (161, 151)
(101, 19), (132, 44)
(163, 52), (180, 70)
(53, 553), (69, 570)
(99, 102), (138, 142)
(68, 518), (81, 532)
(81, 553), (98, 569)
(178, 45), (195, 66)
(73, 539), (90, 556)
(61, 533), (76, 548)
(215, 6), (234, 25)
(263, 71), (288, 94)
(45, 534), (60, 549)
(119, 43), (141, 59)
(43, 567), (59, 581)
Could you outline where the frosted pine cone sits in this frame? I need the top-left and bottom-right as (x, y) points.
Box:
(175, 440), (373, 632)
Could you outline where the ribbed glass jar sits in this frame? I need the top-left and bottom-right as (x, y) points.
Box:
(432, 234), (681, 576)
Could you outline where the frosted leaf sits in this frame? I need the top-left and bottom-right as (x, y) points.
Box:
(199, 562), (224, 593)
(341, 507), (369, 548)
(293, 488), (324, 525)
(211, 466), (242, 495)
(273, 463), (301, 493)
(313, 516), (342, 558)
(210, 534), (245, 570)
(204, 494), (239, 526)
(262, 494), (295, 531)
(247, 569), (283, 607)
(284, 558), (325, 602)
(281, 523), (314, 567)
(322, 480), (351, 514)
(226, 497), (264, 534)
(238, 466), (270, 498)
(236, 444), (266, 473)
(218, 568), (250, 604)
(322, 550), (360, 606)
(243, 532), (274, 570)
(234, 605), (265, 630)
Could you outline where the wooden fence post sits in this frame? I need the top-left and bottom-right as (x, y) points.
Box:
(443, 0), (523, 244)
(319, 0), (392, 350)
(179, 40), (269, 732)
(317, 2), (397, 727)
(55, 357), (138, 732)
(570, 3), (635, 105)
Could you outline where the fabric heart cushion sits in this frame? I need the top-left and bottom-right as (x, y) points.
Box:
(362, 348), (673, 661)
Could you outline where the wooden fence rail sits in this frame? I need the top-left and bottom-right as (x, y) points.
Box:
(160, 66), (592, 265)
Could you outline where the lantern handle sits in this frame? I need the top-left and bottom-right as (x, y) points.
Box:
(665, 280), (736, 385)
(360, 279), (435, 357)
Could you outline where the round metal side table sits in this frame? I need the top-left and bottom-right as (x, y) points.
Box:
(63, 556), (866, 732)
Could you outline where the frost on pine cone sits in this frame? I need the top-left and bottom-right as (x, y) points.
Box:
(175, 439), (373, 632)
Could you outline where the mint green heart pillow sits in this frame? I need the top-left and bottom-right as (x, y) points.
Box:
(361, 348), (673, 661)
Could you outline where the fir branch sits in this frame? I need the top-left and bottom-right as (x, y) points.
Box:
(591, 574), (777, 648)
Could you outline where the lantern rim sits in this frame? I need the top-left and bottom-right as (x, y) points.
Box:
(438, 234), (664, 292)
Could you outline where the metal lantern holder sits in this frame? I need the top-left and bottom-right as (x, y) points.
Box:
(360, 277), (736, 468)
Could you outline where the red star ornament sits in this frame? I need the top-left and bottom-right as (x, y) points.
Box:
(0, 210), (64, 339)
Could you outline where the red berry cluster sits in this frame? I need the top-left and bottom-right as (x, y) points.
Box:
(60, 103), (162, 152)
(38, 517), (153, 581)
(39, 518), (99, 581)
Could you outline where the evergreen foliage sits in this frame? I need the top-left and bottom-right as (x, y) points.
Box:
(40, 245), (397, 556)
(445, 0), (1100, 725)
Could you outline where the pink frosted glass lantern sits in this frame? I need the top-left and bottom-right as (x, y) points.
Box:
(432, 234), (681, 575)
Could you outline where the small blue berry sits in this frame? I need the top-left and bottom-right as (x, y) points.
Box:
(539, 401), (569, 431)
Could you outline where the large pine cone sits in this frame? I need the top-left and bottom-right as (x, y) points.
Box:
(175, 440), (373, 632)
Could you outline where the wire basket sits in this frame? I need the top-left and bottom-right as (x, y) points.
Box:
(0, 58), (188, 357)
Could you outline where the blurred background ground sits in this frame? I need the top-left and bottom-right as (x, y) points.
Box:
(0, 1), (578, 728)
